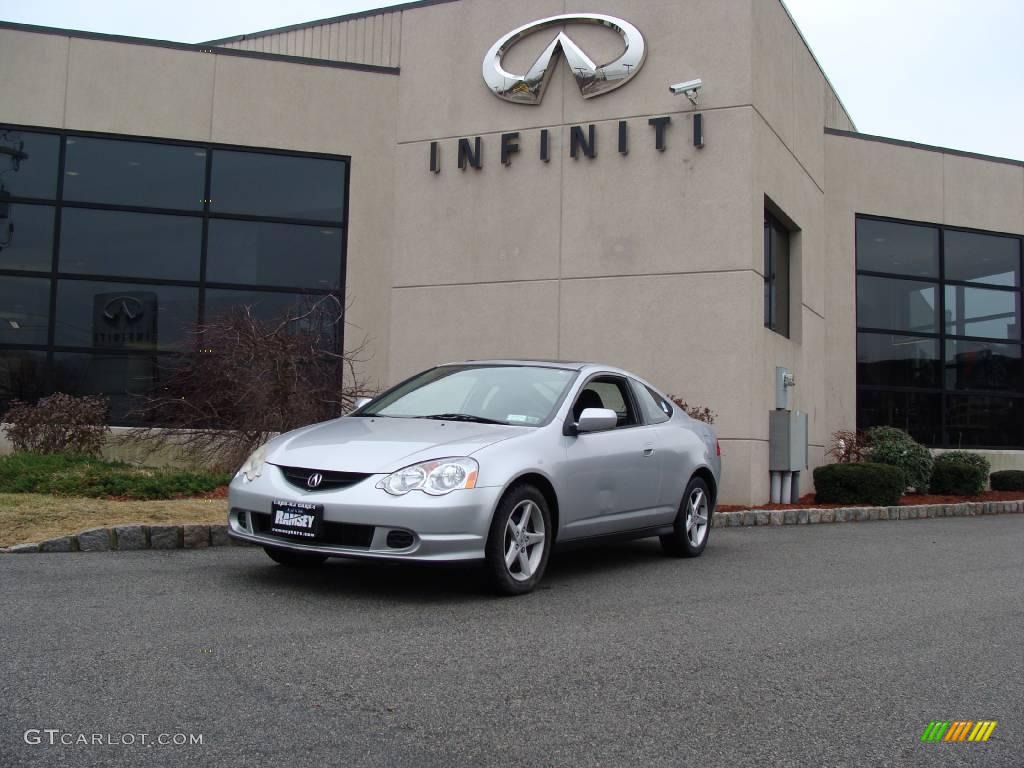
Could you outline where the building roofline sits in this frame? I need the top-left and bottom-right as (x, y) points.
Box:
(202, 0), (461, 45)
(0, 19), (401, 75)
(825, 128), (1024, 169)
(777, 0), (856, 131)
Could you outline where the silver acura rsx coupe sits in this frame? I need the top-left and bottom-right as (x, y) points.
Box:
(228, 360), (721, 595)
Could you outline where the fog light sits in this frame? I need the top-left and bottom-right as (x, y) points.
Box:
(236, 510), (248, 531)
(386, 530), (414, 549)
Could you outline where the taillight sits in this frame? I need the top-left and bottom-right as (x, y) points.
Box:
(716, 440), (721, 456)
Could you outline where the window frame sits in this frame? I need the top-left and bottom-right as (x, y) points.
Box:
(568, 373), (645, 431)
(855, 214), (1024, 448)
(0, 123), (351, 426)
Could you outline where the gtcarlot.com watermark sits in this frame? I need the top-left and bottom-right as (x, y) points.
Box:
(24, 729), (203, 747)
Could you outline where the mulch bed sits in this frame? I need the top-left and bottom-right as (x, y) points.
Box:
(717, 490), (1024, 513)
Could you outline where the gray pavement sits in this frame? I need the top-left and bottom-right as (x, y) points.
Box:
(1, 515), (1022, 768)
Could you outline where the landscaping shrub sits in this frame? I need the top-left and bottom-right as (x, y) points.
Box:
(929, 451), (990, 496)
(990, 470), (1024, 491)
(3, 393), (108, 456)
(826, 430), (867, 464)
(0, 452), (230, 500)
(929, 462), (986, 496)
(668, 396), (716, 424)
(813, 463), (906, 507)
(865, 427), (933, 492)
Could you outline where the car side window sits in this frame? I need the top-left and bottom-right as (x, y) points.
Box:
(632, 381), (672, 424)
(572, 375), (640, 428)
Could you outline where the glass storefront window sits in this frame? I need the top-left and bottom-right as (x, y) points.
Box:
(206, 220), (343, 289)
(944, 285), (1020, 340)
(0, 125), (348, 424)
(856, 218), (939, 278)
(945, 230), (1020, 287)
(0, 130), (60, 200)
(856, 216), (1024, 448)
(945, 340), (1022, 392)
(857, 333), (940, 388)
(55, 280), (198, 351)
(63, 137), (207, 211)
(0, 203), (54, 272)
(59, 208), (202, 281)
(857, 275), (939, 334)
(0, 276), (50, 345)
(210, 150), (346, 222)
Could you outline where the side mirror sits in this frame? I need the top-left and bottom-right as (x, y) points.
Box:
(348, 396), (372, 414)
(576, 407), (618, 433)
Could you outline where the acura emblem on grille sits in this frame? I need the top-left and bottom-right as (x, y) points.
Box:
(306, 472), (324, 489)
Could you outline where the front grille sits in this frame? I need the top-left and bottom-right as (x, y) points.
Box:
(276, 465), (372, 493)
(251, 512), (375, 549)
(386, 530), (415, 549)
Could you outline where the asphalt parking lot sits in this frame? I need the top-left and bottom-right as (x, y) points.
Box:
(2, 515), (1022, 768)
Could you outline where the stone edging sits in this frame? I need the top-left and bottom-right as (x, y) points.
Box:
(710, 500), (1024, 528)
(1, 524), (254, 554)
(2, 500), (1022, 553)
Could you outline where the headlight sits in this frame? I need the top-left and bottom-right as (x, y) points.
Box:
(377, 457), (479, 496)
(237, 444), (269, 483)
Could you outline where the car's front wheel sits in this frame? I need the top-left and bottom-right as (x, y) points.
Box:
(661, 476), (712, 557)
(484, 484), (552, 596)
(263, 545), (328, 568)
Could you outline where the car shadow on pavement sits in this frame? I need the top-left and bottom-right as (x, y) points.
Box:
(234, 538), (676, 601)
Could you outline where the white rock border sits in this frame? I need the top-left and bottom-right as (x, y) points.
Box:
(2, 500), (1022, 553)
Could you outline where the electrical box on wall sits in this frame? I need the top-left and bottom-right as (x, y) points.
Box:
(769, 410), (808, 472)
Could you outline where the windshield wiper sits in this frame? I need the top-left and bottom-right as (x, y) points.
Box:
(418, 413), (507, 425)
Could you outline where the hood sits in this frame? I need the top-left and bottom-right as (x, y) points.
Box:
(264, 416), (528, 473)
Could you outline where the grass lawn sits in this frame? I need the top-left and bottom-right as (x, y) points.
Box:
(0, 493), (229, 548)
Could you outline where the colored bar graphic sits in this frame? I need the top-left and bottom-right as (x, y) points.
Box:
(922, 720), (996, 743)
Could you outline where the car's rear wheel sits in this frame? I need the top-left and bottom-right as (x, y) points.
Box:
(484, 484), (552, 596)
(263, 545), (328, 568)
(661, 476), (712, 557)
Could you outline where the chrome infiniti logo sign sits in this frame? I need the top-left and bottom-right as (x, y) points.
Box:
(102, 296), (144, 323)
(483, 14), (646, 105)
(306, 473), (323, 489)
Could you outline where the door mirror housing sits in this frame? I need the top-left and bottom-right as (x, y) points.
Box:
(575, 407), (619, 434)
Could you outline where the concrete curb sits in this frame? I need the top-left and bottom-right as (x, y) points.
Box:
(2, 524), (254, 554)
(3, 500), (1023, 553)
(710, 500), (1024, 529)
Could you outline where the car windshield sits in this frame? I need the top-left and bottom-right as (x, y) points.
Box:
(358, 365), (578, 426)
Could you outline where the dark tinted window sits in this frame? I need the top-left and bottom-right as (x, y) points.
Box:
(0, 130), (59, 200)
(52, 352), (172, 426)
(0, 203), (54, 271)
(0, 276), (50, 344)
(857, 333), (940, 388)
(0, 350), (48, 413)
(944, 285), (1020, 340)
(63, 137), (206, 210)
(59, 209), (202, 281)
(764, 211), (791, 337)
(54, 281), (198, 350)
(945, 340), (1022, 391)
(945, 395), (1023, 448)
(203, 289), (341, 341)
(856, 219), (939, 278)
(857, 276), (938, 333)
(945, 230), (1020, 287)
(210, 150), (346, 222)
(857, 389), (942, 446)
(206, 220), (343, 289)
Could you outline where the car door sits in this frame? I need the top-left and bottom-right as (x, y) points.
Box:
(558, 374), (666, 540)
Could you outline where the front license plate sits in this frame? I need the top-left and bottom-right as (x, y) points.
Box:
(270, 500), (323, 540)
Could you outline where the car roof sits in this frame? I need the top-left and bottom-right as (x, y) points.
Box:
(441, 359), (630, 375)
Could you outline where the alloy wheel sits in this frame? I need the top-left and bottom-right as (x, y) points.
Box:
(504, 499), (546, 582)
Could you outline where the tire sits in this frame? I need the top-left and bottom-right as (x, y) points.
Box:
(660, 476), (713, 558)
(484, 484), (553, 596)
(263, 545), (328, 568)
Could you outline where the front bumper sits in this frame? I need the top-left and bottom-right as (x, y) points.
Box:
(227, 464), (502, 562)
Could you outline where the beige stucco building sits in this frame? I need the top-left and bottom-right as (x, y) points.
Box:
(1, 0), (1021, 504)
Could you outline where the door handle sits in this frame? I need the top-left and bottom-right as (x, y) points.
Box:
(643, 448), (655, 457)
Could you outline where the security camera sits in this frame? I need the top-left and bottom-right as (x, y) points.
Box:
(670, 78), (703, 105)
